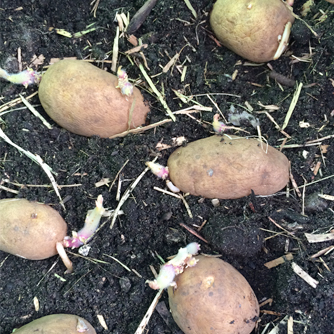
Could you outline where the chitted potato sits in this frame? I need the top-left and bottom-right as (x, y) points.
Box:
(167, 135), (289, 199)
(168, 255), (259, 334)
(38, 59), (149, 137)
(13, 314), (96, 333)
(0, 198), (67, 260)
(210, 0), (295, 62)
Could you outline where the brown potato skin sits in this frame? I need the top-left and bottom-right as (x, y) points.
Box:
(168, 255), (259, 334)
(210, 0), (295, 62)
(38, 59), (149, 137)
(0, 199), (67, 260)
(13, 314), (96, 333)
(167, 135), (289, 199)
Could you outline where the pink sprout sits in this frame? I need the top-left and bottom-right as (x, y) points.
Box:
(147, 264), (176, 290)
(212, 113), (226, 134)
(145, 161), (169, 180)
(116, 66), (133, 97)
(63, 195), (105, 248)
(146, 242), (201, 290)
(0, 68), (41, 88)
(186, 242), (201, 255)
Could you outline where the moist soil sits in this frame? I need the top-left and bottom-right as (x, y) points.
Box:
(1, 0), (334, 333)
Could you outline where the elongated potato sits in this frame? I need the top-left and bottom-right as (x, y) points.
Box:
(167, 135), (289, 199)
(0, 198), (67, 260)
(168, 256), (259, 334)
(210, 0), (295, 62)
(38, 59), (149, 137)
(13, 314), (96, 333)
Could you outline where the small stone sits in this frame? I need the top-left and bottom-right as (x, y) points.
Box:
(119, 277), (131, 293)
(304, 193), (328, 213)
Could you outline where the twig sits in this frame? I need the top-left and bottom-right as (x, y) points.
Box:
(90, 0), (100, 17)
(108, 159), (129, 191)
(301, 176), (307, 215)
(0, 91), (38, 114)
(19, 94), (52, 129)
(310, 245), (334, 259)
(0, 128), (56, 176)
(268, 217), (300, 240)
(289, 170), (302, 197)
(306, 134), (334, 144)
(291, 262), (319, 288)
(110, 158), (157, 229)
(206, 94), (227, 123)
(305, 232), (334, 243)
(183, 0), (197, 18)
(138, 63), (176, 121)
(35, 155), (65, 210)
(179, 194), (193, 218)
(2, 179), (81, 189)
(108, 119), (172, 139)
(282, 82), (303, 130)
(264, 111), (291, 138)
(318, 194), (334, 201)
(264, 253), (293, 269)
(297, 174), (334, 189)
(153, 187), (193, 218)
(287, 316), (293, 334)
(173, 105), (212, 114)
(0, 184), (19, 194)
(179, 223), (208, 243)
(153, 186), (181, 199)
(134, 289), (163, 334)
(112, 26), (119, 73)
(103, 254), (131, 271)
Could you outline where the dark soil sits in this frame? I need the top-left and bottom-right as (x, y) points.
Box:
(1, 0), (334, 333)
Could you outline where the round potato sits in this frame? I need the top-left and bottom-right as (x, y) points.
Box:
(0, 198), (67, 260)
(167, 135), (289, 199)
(13, 314), (96, 333)
(168, 255), (259, 334)
(38, 59), (149, 137)
(210, 0), (295, 62)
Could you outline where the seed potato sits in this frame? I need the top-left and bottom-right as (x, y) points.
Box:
(0, 198), (67, 260)
(38, 59), (149, 137)
(210, 0), (295, 62)
(167, 135), (289, 199)
(168, 255), (259, 334)
(13, 314), (96, 333)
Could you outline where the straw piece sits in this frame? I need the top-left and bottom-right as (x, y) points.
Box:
(19, 94), (52, 129)
(282, 82), (303, 130)
(138, 63), (176, 121)
(291, 262), (318, 288)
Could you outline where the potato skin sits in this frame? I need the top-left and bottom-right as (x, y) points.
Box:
(0, 199), (67, 260)
(13, 314), (96, 333)
(38, 59), (149, 137)
(168, 255), (259, 334)
(210, 0), (295, 62)
(167, 135), (289, 199)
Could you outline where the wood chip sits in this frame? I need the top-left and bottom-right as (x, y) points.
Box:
(264, 253), (293, 269)
(97, 315), (108, 330)
(287, 316), (293, 334)
(33, 296), (39, 311)
(305, 232), (334, 243)
(310, 245), (334, 258)
(291, 262), (319, 288)
(318, 193), (334, 201)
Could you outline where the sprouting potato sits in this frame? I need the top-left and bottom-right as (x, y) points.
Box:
(0, 198), (67, 260)
(168, 255), (259, 334)
(38, 59), (150, 138)
(210, 0), (295, 62)
(167, 135), (289, 199)
(13, 314), (96, 333)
